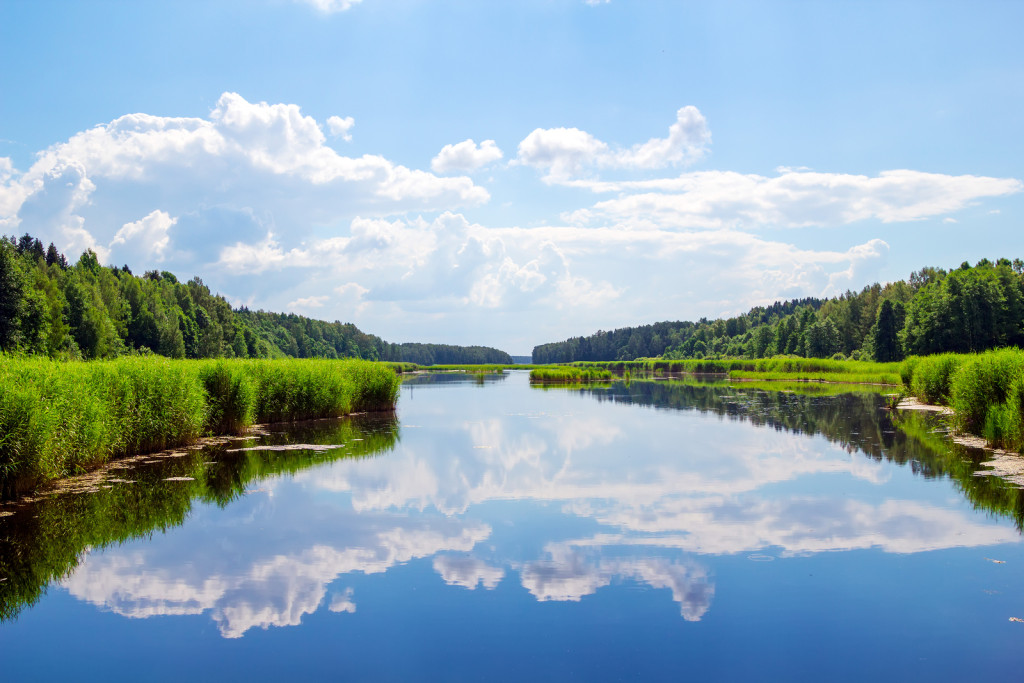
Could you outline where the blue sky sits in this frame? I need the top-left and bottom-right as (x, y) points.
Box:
(1, 0), (1021, 354)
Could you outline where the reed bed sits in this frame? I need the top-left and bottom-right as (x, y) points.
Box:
(900, 353), (965, 404)
(570, 358), (902, 384)
(0, 356), (399, 497)
(530, 367), (613, 383)
(899, 349), (1024, 452)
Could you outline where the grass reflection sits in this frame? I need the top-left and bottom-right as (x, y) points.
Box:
(0, 413), (398, 622)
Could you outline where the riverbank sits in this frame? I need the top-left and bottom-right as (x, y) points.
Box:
(0, 356), (400, 498)
(568, 358), (903, 385)
(900, 348), (1024, 454)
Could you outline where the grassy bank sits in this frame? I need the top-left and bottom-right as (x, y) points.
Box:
(568, 358), (902, 385)
(901, 348), (1024, 452)
(0, 356), (400, 498)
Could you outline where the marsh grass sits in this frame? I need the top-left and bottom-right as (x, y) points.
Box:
(900, 353), (964, 404)
(571, 358), (902, 384)
(0, 356), (399, 497)
(898, 349), (1024, 453)
(530, 367), (613, 383)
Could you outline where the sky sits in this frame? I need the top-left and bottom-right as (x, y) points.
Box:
(1, 0), (1022, 354)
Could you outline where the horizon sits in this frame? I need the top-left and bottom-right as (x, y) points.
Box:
(2, 1), (1021, 356)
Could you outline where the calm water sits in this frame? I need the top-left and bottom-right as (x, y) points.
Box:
(2, 371), (1024, 680)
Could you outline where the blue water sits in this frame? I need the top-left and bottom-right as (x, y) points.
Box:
(2, 371), (1023, 680)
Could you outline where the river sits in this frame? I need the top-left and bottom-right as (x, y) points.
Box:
(1, 370), (1023, 680)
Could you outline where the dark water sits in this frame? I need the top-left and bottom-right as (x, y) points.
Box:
(2, 371), (1024, 680)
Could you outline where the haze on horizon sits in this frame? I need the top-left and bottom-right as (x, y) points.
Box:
(1, 0), (1021, 355)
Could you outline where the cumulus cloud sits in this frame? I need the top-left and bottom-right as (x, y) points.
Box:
(326, 115), (355, 141)
(288, 295), (328, 308)
(109, 209), (175, 261)
(0, 92), (488, 272)
(216, 212), (619, 316)
(431, 139), (503, 174)
(565, 169), (1023, 229)
(517, 106), (710, 182)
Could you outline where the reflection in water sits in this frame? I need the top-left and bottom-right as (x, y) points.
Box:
(434, 554), (505, 590)
(0, 415), (399, 622)
(2, 373), (1022, 649)
(60, 514), (489, 638)
(521, 547), (714, 621)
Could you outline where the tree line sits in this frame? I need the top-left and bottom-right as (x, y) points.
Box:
(0, 234), (512, 364)
(532, 258), (1024, 363)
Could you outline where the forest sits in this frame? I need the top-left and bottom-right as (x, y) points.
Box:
(533, 258), (1024, 364)
(0, 234), (511, 364)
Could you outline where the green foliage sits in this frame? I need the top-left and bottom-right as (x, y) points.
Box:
(948, 349), (1024, 441)
(1, 233), (512, 365)
(533, 258), (1022, 366)
(0, 355), (400, 497)
(900, 348), (1024, 452)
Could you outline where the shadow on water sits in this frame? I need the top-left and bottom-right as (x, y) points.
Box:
(0, 413), (399, 622)
(545, 377), (1024, 531)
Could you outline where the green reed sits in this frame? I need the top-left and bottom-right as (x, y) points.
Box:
(0, 355), (400, 497)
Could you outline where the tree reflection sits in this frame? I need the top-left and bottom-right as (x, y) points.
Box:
(567, 379), (1024, 530)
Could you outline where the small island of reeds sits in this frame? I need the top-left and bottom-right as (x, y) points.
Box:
(529, 367), (613, 383)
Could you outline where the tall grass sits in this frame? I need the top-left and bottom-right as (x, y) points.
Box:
(946, 349), (1024, 447)
(0, 356), (399, 497)
(569, 358), (902, 384)
(899, 349), (1024, 453)
(530, 367), (613, 383)
(900, 353), (965, 404)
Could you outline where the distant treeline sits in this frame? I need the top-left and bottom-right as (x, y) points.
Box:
(0, 234), (511, 364)
(533, 258), (1024, 363)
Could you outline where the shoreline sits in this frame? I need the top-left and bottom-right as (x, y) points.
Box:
(0, 412), (394, 511)
(896, 397), (1024, 485)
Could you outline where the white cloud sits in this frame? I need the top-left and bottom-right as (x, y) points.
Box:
(431, 139), (503, 174)
(288, 295), (328, 309)
(517, 127), (609, 182)
(517, 106), (710, 182)
(298, 0), (363, 13)
(110, 209), (176, 261)
(1, 92), (488, 272)
(564, 169), (1022, 229)
(326, 115), (355, 141)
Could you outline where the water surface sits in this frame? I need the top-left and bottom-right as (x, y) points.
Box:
(2, 371), (1023, 680)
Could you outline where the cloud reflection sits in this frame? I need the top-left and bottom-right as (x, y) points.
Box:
(521, 547), (714, 621)
(63, 515), (490, 638)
